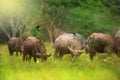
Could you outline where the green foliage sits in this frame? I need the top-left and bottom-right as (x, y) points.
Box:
(61, 0), (119, 37)
(0, 0), (120, 43)
(31, 27), (49, 40)
(0, 44), (120, 80)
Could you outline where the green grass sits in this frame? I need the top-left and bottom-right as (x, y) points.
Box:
(0, 43), (120, 80)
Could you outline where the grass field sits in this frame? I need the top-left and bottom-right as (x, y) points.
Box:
(0, 43), (120, 80)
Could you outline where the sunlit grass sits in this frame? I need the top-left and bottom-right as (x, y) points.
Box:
(0, 44), (120, 80)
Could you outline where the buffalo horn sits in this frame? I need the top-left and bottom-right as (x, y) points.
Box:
(68, 46), (85, 53)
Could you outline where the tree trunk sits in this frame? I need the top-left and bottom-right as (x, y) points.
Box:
(45, 18), (54, 46)
(41, 0), (54, 46)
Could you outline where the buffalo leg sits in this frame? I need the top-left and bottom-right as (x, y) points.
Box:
(117, 53), (120, 57)
(72, 55), (78, 62)
(23, 53), (27, 61)
(89, 53), (95, 60)
(33, 57), (37, 62)
(53, 49), (59, 60)
(71, 54), (74, 58)
(9, 50), (13, 56)
(16, 51), (18, 56)
(58, 53), (64, 59)
(23, 54), (25, 61)
(28, 55), (32, 61)
(104, 46), (113, 56)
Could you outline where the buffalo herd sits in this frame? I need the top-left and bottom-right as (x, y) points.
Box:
(7, 32), (120, 62)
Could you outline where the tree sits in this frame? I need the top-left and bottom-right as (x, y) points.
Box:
(40, 0), (76, 46)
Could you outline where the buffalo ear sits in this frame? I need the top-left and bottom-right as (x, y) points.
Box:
(47, 53), (51, 57)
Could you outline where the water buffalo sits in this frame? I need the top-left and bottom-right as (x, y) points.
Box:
(54, 33), (85, 61)
(8, 37), (23, 56)
(23, 36), (51, 62)
(85, 33), (120, 60)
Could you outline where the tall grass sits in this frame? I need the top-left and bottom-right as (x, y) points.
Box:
(0, 43), (120, 80)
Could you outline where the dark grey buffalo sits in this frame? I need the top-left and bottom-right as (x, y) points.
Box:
(23, 36), (51, 62)
(54, 33), (85, 61)
(8, 37), (23, 56)
(85, 33), (120, 60)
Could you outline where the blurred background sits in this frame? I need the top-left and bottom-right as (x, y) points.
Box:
(0, 0), (120, 44)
